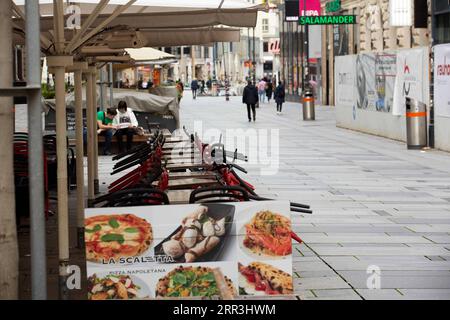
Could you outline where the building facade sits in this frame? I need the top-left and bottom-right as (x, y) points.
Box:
(279, 0), (433, 104)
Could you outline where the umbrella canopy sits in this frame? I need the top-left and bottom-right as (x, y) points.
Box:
(126, 47), (175, 62)
(14, 0), (259, 13)
(12, 0), (260, 55)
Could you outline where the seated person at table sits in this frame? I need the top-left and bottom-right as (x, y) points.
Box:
(113, 101), (139, 153)
(97, 108), (117, 155)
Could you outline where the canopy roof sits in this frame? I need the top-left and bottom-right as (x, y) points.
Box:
(12, 0), (260, 56)
(14, 0), (259, 14)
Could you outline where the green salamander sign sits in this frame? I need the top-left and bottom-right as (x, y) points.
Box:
(299, 15), (356, 25)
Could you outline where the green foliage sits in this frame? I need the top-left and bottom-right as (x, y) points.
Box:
(41, 83), (55, 99)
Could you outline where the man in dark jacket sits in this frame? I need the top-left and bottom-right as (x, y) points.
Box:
(274, 81), (286, 115)
(191, 78), (199, 99)
(242, 80), (258, 122)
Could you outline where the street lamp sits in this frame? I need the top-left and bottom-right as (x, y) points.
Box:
(302, 0), (309, 93)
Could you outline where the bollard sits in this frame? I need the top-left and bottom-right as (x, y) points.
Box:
(405, 97), (427, 149)
(302, 86), (315, 121)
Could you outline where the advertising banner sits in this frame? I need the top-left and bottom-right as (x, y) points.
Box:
(84, 201), (293, 300)
(356, 53), (377, 110)
(335, 55), (357, 108)
(434, 44), (450, 118)
(392, 47), (428, 116)
(374, 53), (397, 112)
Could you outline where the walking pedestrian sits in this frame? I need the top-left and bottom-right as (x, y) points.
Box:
(274, 81), (286, 115)
(265, 79), (273, 103)
(243, 80), (258, 122)
(257, 79), (266, 103)
(200, 79), (206, 95)
(191, 78), (199, 99)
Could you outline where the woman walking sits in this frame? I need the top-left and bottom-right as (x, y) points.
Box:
(274, 81), (285, 115)
(257, 79), (266, 104)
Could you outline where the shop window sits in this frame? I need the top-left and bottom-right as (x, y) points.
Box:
(263, 41), (269, 52)
(262, 18), (269, 33)
(436, 12), (450, 44)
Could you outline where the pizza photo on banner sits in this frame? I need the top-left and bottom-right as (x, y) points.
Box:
(434, 43), (450, 118)
(84, 201), (293, 300)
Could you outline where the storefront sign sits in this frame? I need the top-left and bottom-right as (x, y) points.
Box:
(299, 15), (356, 25)
(326, 0), (341, 13)
(389, 0), (413, 26)
(434, 43), (450, 117)
(299, 0), (321, 16)
(84, 201), (293, 300)
(269, 39), (281, 54)
(285, 0), (299, 21)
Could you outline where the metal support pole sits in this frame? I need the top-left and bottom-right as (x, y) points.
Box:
(252, 27), (256, 82)
(72, 62), (87, 249)
(0, 0), (19, 300)
(247, 28), (251, 80)
(302, 0), (309, 93)
(429, 0), (436, 148)
(99, 66), (105, 111)
(191, 46), (196, 81)
(92, 69), (99, 194)
(26, 0), (47, 300)
(55, 65), (70, 300)
(86, 69), (95, 205)
(109, 63), (114, 108)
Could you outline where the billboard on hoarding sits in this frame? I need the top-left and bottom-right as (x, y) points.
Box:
(335, 55), (357, 108)
(392, 47), (428, 116)
(434, 43), (450, 118)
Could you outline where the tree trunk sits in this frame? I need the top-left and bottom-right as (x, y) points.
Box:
(0, 0), (19, 299)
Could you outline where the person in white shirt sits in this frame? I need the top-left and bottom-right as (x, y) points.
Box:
(113, 101), (139, 152)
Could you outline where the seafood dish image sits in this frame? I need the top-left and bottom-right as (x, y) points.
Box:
(85, 214), (153, 263)
(154, 204), (234, 263)
(156, 266), (235, 298)
(238, 262), (293, 296)
(87, 273), (148, 300)
(242, 210), (292, 257)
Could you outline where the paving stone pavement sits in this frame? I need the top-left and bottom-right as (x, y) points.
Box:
(176, 94), (450, 300)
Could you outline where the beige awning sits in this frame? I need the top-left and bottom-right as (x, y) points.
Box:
(126, 47), (175, 62)
(12, 1), (260, 55)
(140, 27), (241, 47)
(14, 1), (260, 29)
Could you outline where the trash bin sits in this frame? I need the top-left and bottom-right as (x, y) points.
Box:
(302, 86), (315, 121)
(405, 97), (427, 149)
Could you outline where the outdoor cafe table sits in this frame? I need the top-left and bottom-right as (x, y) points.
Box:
(161, 178), (220, 190)
(168, 171), (218, 180)
(166, 163), (209, 171)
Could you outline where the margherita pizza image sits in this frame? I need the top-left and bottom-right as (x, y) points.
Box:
(85, 214), (153, 263)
